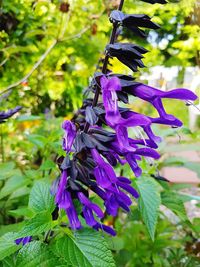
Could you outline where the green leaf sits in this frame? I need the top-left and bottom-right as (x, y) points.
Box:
(52, 228), (116, 267)
(16, 212), (53, 238)
(26, 134), (46, 148)
(0, 174), (28, 200)
(0, 162), (15, 180)
(161, 192), (188, 221)
(184, 162), (200, 178)
(178, 193), (200, 202)
(40, 160), (56, 171)
(0, 255), (16, 267)
(0, 222), (24, 237)
(29, 180), (55, 213)
(16, 241), (65, 267)
(0, 232), (19, 261)
(8, 207), (34, 218)
(136, 176), (161, 241)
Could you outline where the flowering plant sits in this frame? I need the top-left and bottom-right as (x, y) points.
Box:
(52, 0), (197, 236)
(0, 1), (199, 266)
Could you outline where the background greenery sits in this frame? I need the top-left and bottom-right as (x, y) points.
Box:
(0, 0), (200, 266)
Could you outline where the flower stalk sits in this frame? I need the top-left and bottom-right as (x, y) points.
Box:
(84, 0), (125, 133)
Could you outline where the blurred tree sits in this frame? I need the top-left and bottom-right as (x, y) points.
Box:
(0, 0), (198, 116)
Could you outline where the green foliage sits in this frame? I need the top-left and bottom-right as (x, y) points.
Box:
(0, 0), (200, 266)
(161, 191), (188, 222)
(52, 229), (116, 267)
(16, 211), (54, 238)
(29, 180), (55, 213)
(0, 233), (19, 261)
(16, 241), (65, 267)
(135, 176), (161, 240)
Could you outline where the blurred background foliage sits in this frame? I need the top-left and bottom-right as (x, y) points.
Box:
(0, 0), (199, 114)
(0, 0), (200, 266)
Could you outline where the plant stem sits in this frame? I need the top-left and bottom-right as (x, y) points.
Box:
(83, 0), (125, 133)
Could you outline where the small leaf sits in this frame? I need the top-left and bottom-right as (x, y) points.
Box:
(0, 162), (15, 180)
(16, 241), (65, 267)
(52, 228), (116, 267)
(8, 207), (34, 218)
(29, 180), (55, 213)
(136, 176), (161, 241)
(40, 160), (56, 171)
(26, 134), (46, 148)
(161, 192), (188, 221)
(16, 212), (53, 238)
(0, 232), (19, 261)
(0, 174), (28, 200)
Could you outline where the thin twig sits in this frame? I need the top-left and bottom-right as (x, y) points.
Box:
(0, 40), (57, 95)
(0, 14), (89, 96)
(0, 58), (8, 68)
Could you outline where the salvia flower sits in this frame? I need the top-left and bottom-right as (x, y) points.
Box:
(100, 75), (121, 126)
(128, 84), (197, 121)
(62, 120), (76, 152)
(52, 0), (198, 236)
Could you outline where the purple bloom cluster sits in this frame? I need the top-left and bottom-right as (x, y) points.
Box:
(52, 0), (198, 236)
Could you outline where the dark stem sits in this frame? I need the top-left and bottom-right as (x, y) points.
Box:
(83, 0), (125, 133)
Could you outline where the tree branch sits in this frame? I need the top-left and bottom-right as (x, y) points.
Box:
(0, 8), (89, 96)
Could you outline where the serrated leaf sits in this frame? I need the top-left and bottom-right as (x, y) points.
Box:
(0, 254), (16, 267)
(16, 241), (65, 267)
(52, 228), (116, 267)
(16, 212), (53, 238)
(136, 176), (161, 241)
(29, 180), (55, 213)
(161, 192), (188, 221)
(0, 232), (19, 261)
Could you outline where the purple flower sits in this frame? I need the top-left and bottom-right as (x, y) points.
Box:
(0, 106), (22, 123)
(91, 149), (117, 188)
(55, 170), (67, 204)
(55, 170), (81, 230)
(149, 116), (183, 127)
(125, 153), (142, 177)
(116, 177), (139, 198)
(66, 206), (82, 230)
(129, 84), (197, 120)
(93, 222), (116, 236)
(15, 236), (32, 246)
(78, 192), (104, 227)
(62, 120), (76, 152)
(100, 76), (121, 126)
